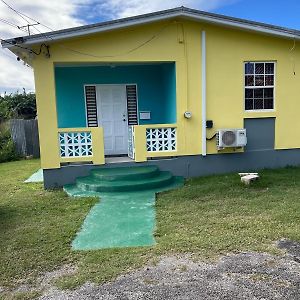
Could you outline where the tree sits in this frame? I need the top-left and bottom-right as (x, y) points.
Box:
(0, 89), (37, 122)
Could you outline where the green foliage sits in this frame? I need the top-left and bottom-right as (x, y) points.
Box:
(0, 124), (19, 163)
(0, 89), (37, 122)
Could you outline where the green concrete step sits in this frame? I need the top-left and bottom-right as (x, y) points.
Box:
(90, 165), (159, 181)
(64, 176), (184, 197)
(76, 171), (174, 192)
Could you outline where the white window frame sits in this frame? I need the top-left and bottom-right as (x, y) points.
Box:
(244, 61), (276, 112)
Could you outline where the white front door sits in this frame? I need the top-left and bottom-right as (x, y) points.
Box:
(96, 85), (128, 155)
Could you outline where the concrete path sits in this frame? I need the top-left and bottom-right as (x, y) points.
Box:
(72, 191), (156, 250)
(65, 166), (183, 250)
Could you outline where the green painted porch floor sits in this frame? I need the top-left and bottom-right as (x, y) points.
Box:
(64, 166), (183, 250)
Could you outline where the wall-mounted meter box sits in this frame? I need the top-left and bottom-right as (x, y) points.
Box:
(139, 111), (151, 120)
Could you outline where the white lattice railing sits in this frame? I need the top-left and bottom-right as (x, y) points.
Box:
(146, 127), (176, 152)
(59, 131), (93, 158)
(128, 126), (135, 159)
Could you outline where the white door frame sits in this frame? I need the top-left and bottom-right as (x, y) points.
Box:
(96, 84), (129, 156)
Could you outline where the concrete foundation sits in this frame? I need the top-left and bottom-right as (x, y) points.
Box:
(43, 148), (300, 188)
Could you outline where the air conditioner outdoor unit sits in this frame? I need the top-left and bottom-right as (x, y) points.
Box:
(216, 129), (247, 150)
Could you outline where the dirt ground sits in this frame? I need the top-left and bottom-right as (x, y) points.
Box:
(36, 239), (300, 300)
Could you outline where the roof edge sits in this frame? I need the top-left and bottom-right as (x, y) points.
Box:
(2, 6), (300, 48)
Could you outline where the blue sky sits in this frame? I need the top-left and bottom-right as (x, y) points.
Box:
(79, 0), (300, 30)
(214, 0), (300, 29)
(0, 0), (299, 93)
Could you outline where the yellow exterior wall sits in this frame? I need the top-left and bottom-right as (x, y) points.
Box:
(33, 60), (60, 169)
(31, 18), (300, 169)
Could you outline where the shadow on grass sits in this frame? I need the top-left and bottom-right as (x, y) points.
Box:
(0, 205), (19, 232)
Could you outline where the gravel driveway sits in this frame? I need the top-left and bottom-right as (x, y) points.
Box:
(39, 239), (300, 300)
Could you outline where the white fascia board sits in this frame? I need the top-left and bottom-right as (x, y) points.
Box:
(2, 11), (300, 49)
(183, 12), (300, 39)
(2, 12), (182, 48)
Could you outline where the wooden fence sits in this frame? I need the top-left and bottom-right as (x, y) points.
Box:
(10, 119), (40, 158)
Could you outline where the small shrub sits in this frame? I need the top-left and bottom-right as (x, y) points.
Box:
(0, 124), (19, 163)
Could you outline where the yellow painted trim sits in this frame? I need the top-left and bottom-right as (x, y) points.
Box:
(133, 125), (147, 162)
(33, 61), (60, 169)
(91, 127), (105, 165)
(147, 151), (178, 157)
(60, 157), (93, 163)
(244, 111), (276, 119)
(58, 127), (94, 132)
(141, 124), (177, 129)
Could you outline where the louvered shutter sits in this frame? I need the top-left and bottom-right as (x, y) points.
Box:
(84, 85), (98, 127)
(126, 85), (138, 125)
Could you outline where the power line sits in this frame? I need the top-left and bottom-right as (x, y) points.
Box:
(1, 0), (30, 24)
(0, 17), (27, 33)
(30, 20), (174, 59)
(1, 0), (175, 59)
(0, 0), (53, 31)
(0, 0), (41, 35)
(18, 22), (40, 36)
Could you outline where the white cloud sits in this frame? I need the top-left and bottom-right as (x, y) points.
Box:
(0, 0), (236, 93)
(0, 0), (88, 93)
(94, 0), (237, 19)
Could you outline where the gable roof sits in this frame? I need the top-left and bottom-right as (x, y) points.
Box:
(2, 6), (300, 48)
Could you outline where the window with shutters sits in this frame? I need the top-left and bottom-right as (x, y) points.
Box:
(126, 85), (138, 125)
(244, 62), (275, 111)
(85, 85), (98, 127)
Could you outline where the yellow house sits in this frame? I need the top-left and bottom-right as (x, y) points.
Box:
(2, 7), (300, 188)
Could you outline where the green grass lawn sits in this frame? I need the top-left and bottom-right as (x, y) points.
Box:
(0, 159), (300, 297)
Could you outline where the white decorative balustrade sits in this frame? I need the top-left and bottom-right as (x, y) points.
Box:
(59, 131), (93, 158)
(128, 126), (135, 159)
(146, 127), (176, 152)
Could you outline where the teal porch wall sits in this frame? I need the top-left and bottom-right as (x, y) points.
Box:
(55, 63), (176, 128)
(162, 63), (176, 124)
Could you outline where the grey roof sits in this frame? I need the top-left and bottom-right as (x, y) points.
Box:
(2, 6), (300, 48)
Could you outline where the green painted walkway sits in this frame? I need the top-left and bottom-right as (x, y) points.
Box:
(24, 169), (43, 183)
(72, 191), (155, 250)
(64, 166), (183, 250)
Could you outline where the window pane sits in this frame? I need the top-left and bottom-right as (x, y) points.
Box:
(265, 75), (274, 86)
(255, 63), (264, 74)
(245, 63), (254, 74)
(254, 88), (263, 98)
(254, 99), (264, 109)
(255, 75), (264, 86)
(245, 98), (254, 110)
(264, 99), (274, 109)
(264, 88), (273, 98)
(245, 88), (254, 98)
(245, 75), (254, 86)
(244, 62), (275, 111)
(265, 63), (274, 74)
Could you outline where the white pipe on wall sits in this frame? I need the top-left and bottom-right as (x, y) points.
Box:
(201, 30), (207, 156)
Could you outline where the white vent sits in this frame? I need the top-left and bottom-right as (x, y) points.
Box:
(217, 129), (247, 150)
